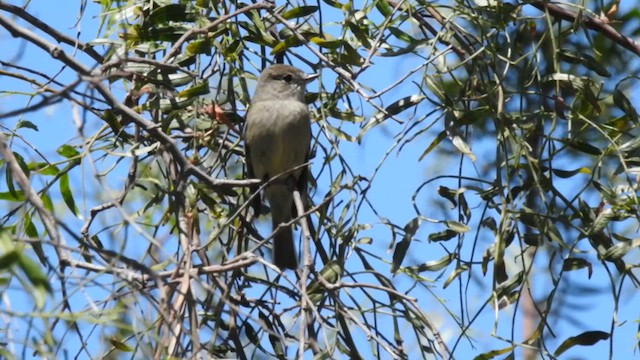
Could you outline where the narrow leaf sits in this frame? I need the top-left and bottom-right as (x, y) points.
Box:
(59, 173), (78, 216)
(554, 331), (609, 357)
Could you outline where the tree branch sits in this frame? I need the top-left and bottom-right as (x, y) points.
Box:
(530, 1), (640, 56)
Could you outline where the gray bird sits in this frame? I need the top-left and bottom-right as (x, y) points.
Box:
(245, 64), (317, 270)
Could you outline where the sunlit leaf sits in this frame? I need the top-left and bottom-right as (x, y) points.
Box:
(443, 264), (469, 288)
(428, 229), (458, 242)
(418, 130), (447, 161)
(282, 6), (318, 19)
(57, 144), (80, 159)
(409, 253), (456, 273)
(177, 82), (210, 97)
(473, 346), (514, 360)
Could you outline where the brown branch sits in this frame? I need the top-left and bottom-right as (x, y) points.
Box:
(63, 254), (258, 284)
(530, 1), (640, 56)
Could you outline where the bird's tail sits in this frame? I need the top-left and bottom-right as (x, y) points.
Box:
(267, 186), (298, 270)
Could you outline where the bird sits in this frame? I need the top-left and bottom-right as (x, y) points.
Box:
(245, 64), (317, 270)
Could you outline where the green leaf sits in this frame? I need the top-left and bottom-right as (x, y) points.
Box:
(245, 323), (258, 343)
(147, 4), (192, 24)
(24, 213), (46, 264)
(443, 264), (468, 288)
(375, 0), (393, 17)
(109, 338), (134, 352)
(473, 346), (514, 360)
(613, 89), (639, 123)
(327, 108), (364, 122)
(492, 271), (524, 301)
(547, 167), (591, 178)
(17, 253), (51, 293)
(186, 38), (212, 56)
(322, 0), (349, 10)
(346, 20), (372, 48)
(450, 133), (476, 161)
(59, 173), (78, 216)
(409, 253), (456, 273)
(308, 261), (343, 303)
(325, 123), (357, 142)
(40, 192), (54, 212)
(333, 42), (364, 66)
(391, 239), (411, 273)
(16, 120), (39, 131)
(270, 36), (304, 54)
(444, 220), (470, 233)
(438, 186), (458, 207)
(12, 151), (30, 178)
(157, 72), (189, 88)
(135, 96), (197, 112)
(428, 229), (458, 242)
(565, 139), (602, 156)
(176, 82), (210, 98)
(379, 38), (431, 57)
(554, 331), (609, 357)
(5, 158), (18, 199)
(541, 219), (564, 245)
(391, 217), (423, 273)
(559, 50), (610, 77)
(282, 6), (318, 19)
(0, 249), (20, 270)
(363, 95), (425, 136)
(388, 27), (416, 44)
(562, 258), (593, 278)
(0, 191), (25, 201)
(29, 162), (59, 176)
(57, 144), (80, 158)
(310, 36), (343, 49)
(418, 130), (447, 161)
(601, 238), (640, 261)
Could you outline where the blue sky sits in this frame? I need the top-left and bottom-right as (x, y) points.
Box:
(2, 0), (640, 358)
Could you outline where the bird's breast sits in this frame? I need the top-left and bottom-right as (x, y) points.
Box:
(246, 100), (311, 180)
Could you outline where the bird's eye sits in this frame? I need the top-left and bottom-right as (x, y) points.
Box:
(282, 74), (293, 83)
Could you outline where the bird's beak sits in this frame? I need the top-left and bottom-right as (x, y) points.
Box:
(305, 73), (319, 83)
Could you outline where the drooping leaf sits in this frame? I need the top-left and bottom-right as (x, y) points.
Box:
(554, 331), (610, 357)
(59, 173), (78, 216)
